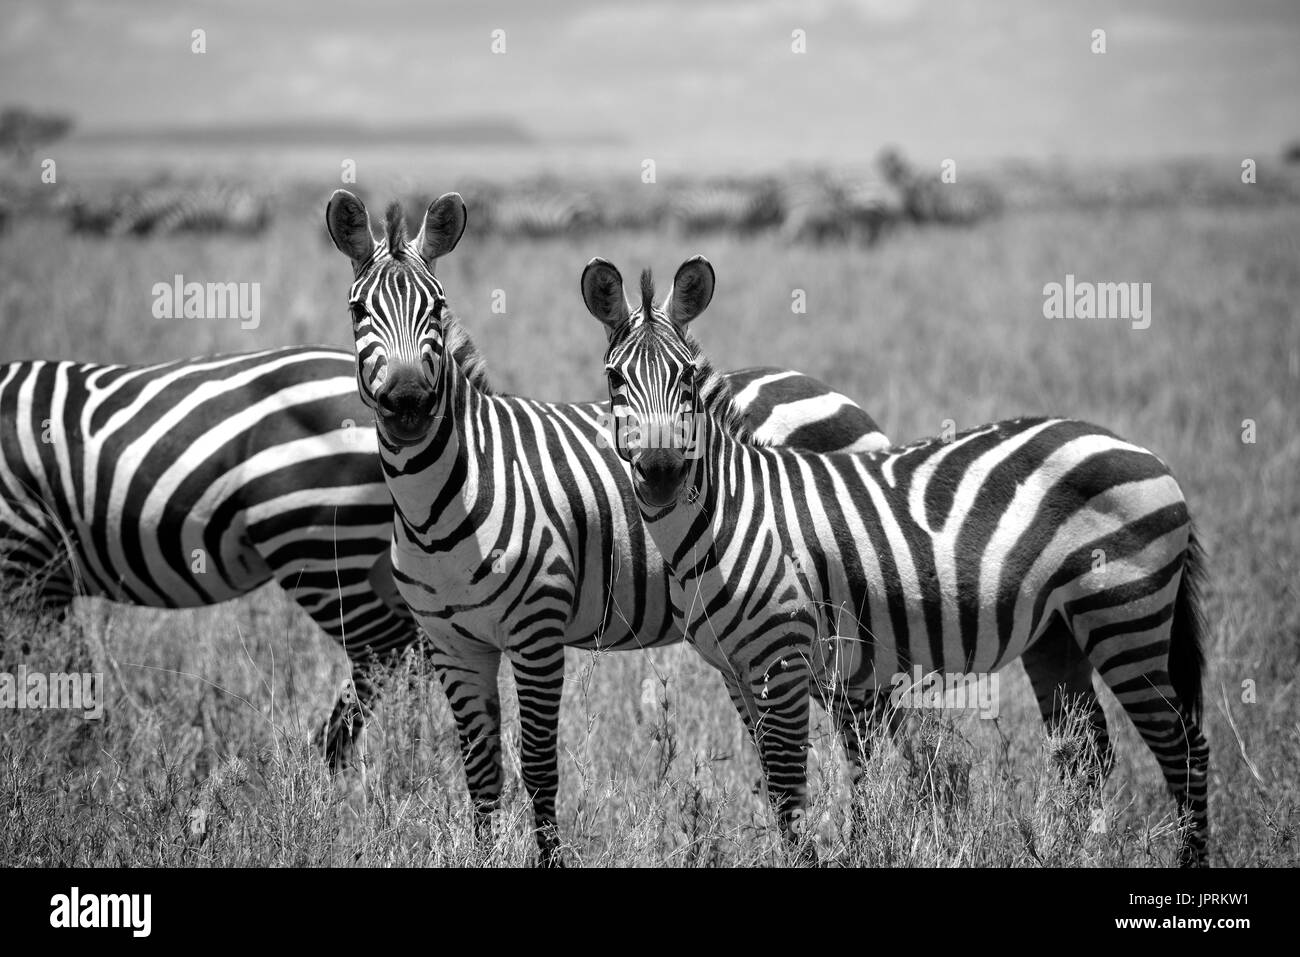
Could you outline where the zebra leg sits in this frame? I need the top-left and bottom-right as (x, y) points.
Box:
(719, 652), (815, 860)
(423, 636), (507, 855)
(317, 618), (424, 771)
(0, 524), (78, 661)
(506, 636), (567, 868)
(1021, 617), (1113, 788)
(1074, 596), (1210, 866)
(283, 552), (422, 771)
(316, 654), (384, 772)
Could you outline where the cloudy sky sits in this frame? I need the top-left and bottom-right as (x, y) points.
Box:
(2, 0), (1297, 169)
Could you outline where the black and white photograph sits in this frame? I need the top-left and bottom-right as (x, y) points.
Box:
(0, 0), (1294, 929)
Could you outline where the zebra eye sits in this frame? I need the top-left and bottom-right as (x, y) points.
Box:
(606, 368), (626, 390)
(679, 364), (697, 387)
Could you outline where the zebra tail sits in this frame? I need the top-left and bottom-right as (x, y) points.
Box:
(1169, 529), (1208, 725)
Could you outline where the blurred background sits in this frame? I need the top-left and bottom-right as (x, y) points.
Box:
(5, 0), (1299, 169)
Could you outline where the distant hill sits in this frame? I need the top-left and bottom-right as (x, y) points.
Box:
(71, 118), (537, 148)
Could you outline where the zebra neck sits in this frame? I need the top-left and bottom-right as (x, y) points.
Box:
(642, 420), (751, 580)
(383, 347), (484, 541)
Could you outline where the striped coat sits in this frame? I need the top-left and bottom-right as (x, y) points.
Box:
(0, 343), (886, 780)
(323, 189), (890, 864)
(0, 347), (411, 763)
(65, 185), (270, 237)
(584, 256), (1210, 867)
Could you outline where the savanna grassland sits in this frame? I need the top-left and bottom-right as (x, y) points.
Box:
(1, 179), (1297, 866)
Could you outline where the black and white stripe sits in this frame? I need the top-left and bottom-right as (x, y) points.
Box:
(66, 185), (270, 237)
(667, 182), (784, 235)
(323, 190), (889, 864)
(0, 347), (413, 766)
(584, 256), (1210, 867)
(484, 191), (598, 238)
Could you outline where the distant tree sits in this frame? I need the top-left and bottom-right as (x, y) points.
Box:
(0, 106), (74, 163)
(1284, 141), (1300, 165)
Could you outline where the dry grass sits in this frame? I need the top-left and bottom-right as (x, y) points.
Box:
(1, 190), (1297, 866)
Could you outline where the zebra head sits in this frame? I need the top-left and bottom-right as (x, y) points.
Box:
(582, 256), (714, 510)
(326, 189), (467, 446)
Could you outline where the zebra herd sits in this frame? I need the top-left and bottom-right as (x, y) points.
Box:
(444, 154), (1002, 242)
(50, 149), (999, 244)
(0, 186), (1208, 868)
(0, 350), (879, 770)
(63, 183), (272, 237)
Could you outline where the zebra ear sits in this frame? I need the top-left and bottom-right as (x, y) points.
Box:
(418, 192), (467, 267)
(666, 255), (714, 327)
(326, 190), (375, 266)
(581, 258), (630, 330)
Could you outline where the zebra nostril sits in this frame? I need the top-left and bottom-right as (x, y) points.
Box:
(376, 391), (397, 415)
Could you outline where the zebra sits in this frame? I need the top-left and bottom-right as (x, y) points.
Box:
(483, 190), (599, 238)
(64, 189), (136, 236)
(777, 171), (903, 245)
(90, 186), (193, 237)
(599, 188), (671, 233)
(581, 255), (1211, 867)
(778, 171), (904, 246)
(878, 147), (1002, 226)
(65, 185), (270, 237)
(147, 184), (271, 235)
(322, 189), (890, 865)
(778, 172), (847, 244)
(837, 175), (906, 245)
(0, 347), (420, 768)
(666, 181), (784, 235)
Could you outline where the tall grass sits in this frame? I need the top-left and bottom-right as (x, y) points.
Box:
(1, 197), (1297, 866)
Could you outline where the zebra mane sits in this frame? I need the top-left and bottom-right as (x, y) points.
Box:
(440, 302), (493, 394)
(384, 201), (408, 257)
(640, 269), (655, 321)
(687, 334), (762, 446)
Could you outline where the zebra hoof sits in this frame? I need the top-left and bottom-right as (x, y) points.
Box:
(536, 827), (565, 868)
(1177, 843), (1210, 868)
(317, 722), (359, 774)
